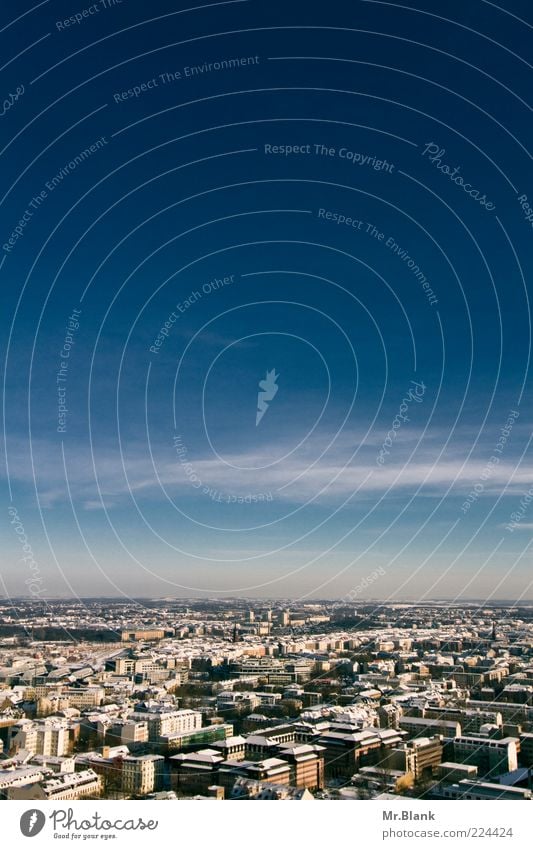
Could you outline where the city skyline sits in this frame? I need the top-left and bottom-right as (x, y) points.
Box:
(1, 596), (533, 804)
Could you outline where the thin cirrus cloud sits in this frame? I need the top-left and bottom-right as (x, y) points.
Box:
(2, 429), (530, 511)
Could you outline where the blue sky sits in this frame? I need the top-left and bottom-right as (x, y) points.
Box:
(1, 0), (532, 600)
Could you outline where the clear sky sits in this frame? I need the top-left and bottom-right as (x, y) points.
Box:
(1, 0), (532, 601)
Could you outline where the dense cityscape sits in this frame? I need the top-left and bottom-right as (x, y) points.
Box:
(0, 598), (532, 802)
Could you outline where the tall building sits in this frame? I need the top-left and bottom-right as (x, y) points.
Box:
(275, 743), (325, 790)
(9, 720), (69, 757)
(170, 749), (224, 794)
(316, 728), (404, 779)
(122, 755), (165, 796)
(386, 736), (444, 781)
(519, 732), (533, 766)
(378, 704), (402, 729)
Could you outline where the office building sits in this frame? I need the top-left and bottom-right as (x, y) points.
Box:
(452, 736), (519, 777)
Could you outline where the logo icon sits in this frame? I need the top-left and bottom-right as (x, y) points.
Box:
(20, 809), (46, 837)
(256, 369), (279, 425)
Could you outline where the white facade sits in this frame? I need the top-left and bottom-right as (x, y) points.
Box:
(8, 768), (102, 800)
(10, 720), (69, 757)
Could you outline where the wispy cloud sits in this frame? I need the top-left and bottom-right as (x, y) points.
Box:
(2, 429), (531, 511)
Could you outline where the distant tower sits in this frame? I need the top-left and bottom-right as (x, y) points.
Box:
(491, 621), (497, 641)
(232, 624), (240, 643)
(248, 610), (255, 623)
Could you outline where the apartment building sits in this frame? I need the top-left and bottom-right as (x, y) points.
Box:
(0, 766), (47, 797)
(9, 720), (69, 757)
(29, 755), (75, 774)
(74, 745), (128, 791)
(399, 716), (461, 739)
(109, 720), (149, 748)
(8, 768), (102, 800)
(122, 754), (165, 796)
(66, 687), (105, 709)
(425, 707), (503, 735)
(378, 704), (402, 729)
(216, 691), (261, 713)
(129, 708), (202, 740)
